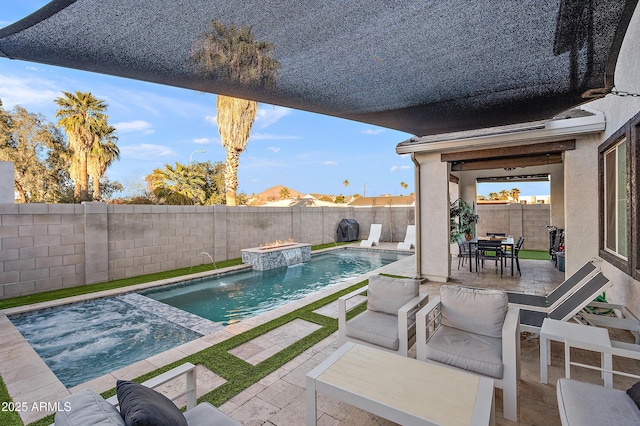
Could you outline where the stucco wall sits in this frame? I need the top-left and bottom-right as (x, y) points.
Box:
(0, 203), (415, 299)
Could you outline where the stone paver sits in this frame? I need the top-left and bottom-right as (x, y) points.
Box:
(2, 245), (629, 426)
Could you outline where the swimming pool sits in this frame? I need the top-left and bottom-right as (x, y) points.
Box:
(142, 249), (409, 325)
(10, 298), (200, 387)
(10, 248), (409, 387)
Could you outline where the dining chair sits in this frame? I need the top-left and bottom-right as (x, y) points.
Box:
(476, 239), (504, 276)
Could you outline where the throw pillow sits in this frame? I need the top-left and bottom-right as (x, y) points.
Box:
(116, 380), (188, 426)
(627, 381), (640, 409)
(367, 275), (419, 315)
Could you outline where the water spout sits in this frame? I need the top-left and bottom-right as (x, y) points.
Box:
(190, 251), (216, 273)
(326, 237), (338, 246)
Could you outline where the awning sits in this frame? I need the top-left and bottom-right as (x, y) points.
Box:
(0, 0), (636, 136)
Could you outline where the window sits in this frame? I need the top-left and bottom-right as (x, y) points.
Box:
(599, 110), (640, 276)
(603, 138), (628, 259)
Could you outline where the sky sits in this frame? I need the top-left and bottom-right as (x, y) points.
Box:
(1, 1), (549, 199)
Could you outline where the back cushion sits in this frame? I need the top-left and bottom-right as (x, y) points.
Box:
(440, 285), (507, 338)
(367, 275), (419, 315)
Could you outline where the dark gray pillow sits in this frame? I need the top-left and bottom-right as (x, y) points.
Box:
(116, 380), (188, 426)
(627, 381), (640, 409)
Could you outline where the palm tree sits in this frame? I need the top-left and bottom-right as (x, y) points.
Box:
(343, 179), (349, 188)
(400, 181), (409, 190)
(191, 20), (280, 206)
(146, 162), (206, 205)
(55, 91), (108, 201)
(88, 123), (120, 201)
(279, 186), (290, 199)
(510, 187), (521, 203)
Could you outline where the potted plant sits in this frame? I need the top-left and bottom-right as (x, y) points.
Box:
(450, 198), (479, 242)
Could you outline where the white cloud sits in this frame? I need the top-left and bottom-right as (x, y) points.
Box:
(0, 74), (59, 108)
(362, 128), (385, 135)
(205, 115), (218, 126)
(113, 120), (154, 134)
(251, 132), (301, 141)
(193, 137), (213, 145)
(255, 106), (292, 128)
(323, 161), (338, 166)
(390, 165), (411, 172)
(267, 147), (281, 153)
(120, 144), (176, 160)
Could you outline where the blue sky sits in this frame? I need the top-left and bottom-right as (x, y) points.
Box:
(1, 2), (549, 198)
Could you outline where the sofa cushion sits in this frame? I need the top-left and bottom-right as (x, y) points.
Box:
(117, 380), (188, 426)
(558, 379), (640, 425)
(367, 275), (419, 315)
(183, 402), (242, 426)
(426, 324), (503, 378)
(440, 285), (507, 338)
(345, 310), (399, 350)
(54, 389), (125, 426)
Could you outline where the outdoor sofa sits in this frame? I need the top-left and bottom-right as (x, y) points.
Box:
(53, 363), (240, 426)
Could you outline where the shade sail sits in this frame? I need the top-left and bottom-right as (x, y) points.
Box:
(0, 0), (636, 136)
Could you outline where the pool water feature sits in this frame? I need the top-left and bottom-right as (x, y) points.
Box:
(10, 298), (200, 387)
(143, 249), (409, 325)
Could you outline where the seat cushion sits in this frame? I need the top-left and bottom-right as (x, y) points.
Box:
(440, 285), (507, 338)
(117, 380), (188, 426)
(426, 325), (503, 378)
(183, 402), (242, 426)
(367, 275), (419, 315)
(54, 389), (125, 426)
(557, 379), (640, 425)
(345, 310), (399, 350)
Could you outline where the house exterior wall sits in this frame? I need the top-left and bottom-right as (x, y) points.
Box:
(572, 3), (640, 317)
(0, 203), (415, 299)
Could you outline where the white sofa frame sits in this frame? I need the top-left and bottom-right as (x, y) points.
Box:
(415, 296), (521, 421)
(338, 285), (428, 356)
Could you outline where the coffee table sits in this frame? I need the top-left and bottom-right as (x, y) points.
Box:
(306, 342), (495, 426)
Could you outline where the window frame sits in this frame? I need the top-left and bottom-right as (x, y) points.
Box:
(598, 110), (640, 277)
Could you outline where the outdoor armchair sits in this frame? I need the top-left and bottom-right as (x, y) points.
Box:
(416, 285), (520, 421)
(557, 337), (640, 425)
(338, 274), (428, 356)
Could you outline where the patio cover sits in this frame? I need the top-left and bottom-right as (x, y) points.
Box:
(0, 0), (637, 136)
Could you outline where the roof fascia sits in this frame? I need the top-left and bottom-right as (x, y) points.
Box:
(396, 110), (606, 155)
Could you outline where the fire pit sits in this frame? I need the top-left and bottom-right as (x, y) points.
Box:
(241, 242), (311, 270)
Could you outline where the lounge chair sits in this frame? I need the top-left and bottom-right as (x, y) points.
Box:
(578, 300), (640, 344)
(360, 223), (382, 247)
(52, 363), (241, 426)
(557, 337), (640, 425)
(507, 261), (600, 312)
(396, 224), (415, 250)
(518, 272), (611, 333)
(338, 274), (428, 356)
(416, 285), (520, 421)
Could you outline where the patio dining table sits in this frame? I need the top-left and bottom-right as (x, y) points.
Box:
(468, 237), (515, 276)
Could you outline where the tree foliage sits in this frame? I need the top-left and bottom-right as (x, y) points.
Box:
(190, 20), (280, 206)
(146, 161), (227, 205)
(0, 101), (73, 203)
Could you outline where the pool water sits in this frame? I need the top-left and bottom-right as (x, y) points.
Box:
(10, 298), (200, 387)
(143, 249), (410, 325)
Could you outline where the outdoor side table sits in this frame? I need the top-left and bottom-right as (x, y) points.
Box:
(539, 318), (612, 386)
(306, 342), (495, 426)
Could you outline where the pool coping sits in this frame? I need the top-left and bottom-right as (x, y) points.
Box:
(1, 246), (414, 424)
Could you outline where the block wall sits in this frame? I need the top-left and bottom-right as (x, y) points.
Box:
(476, 204), (550, 251)
(0, 203), (414, 299)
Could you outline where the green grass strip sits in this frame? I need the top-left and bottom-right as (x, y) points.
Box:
(518, 249), (551, 260)
(0, 376), (23, 426)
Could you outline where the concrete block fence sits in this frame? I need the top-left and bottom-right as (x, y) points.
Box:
(0, 202), (551, 299)
(0, 203), (414, 299)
